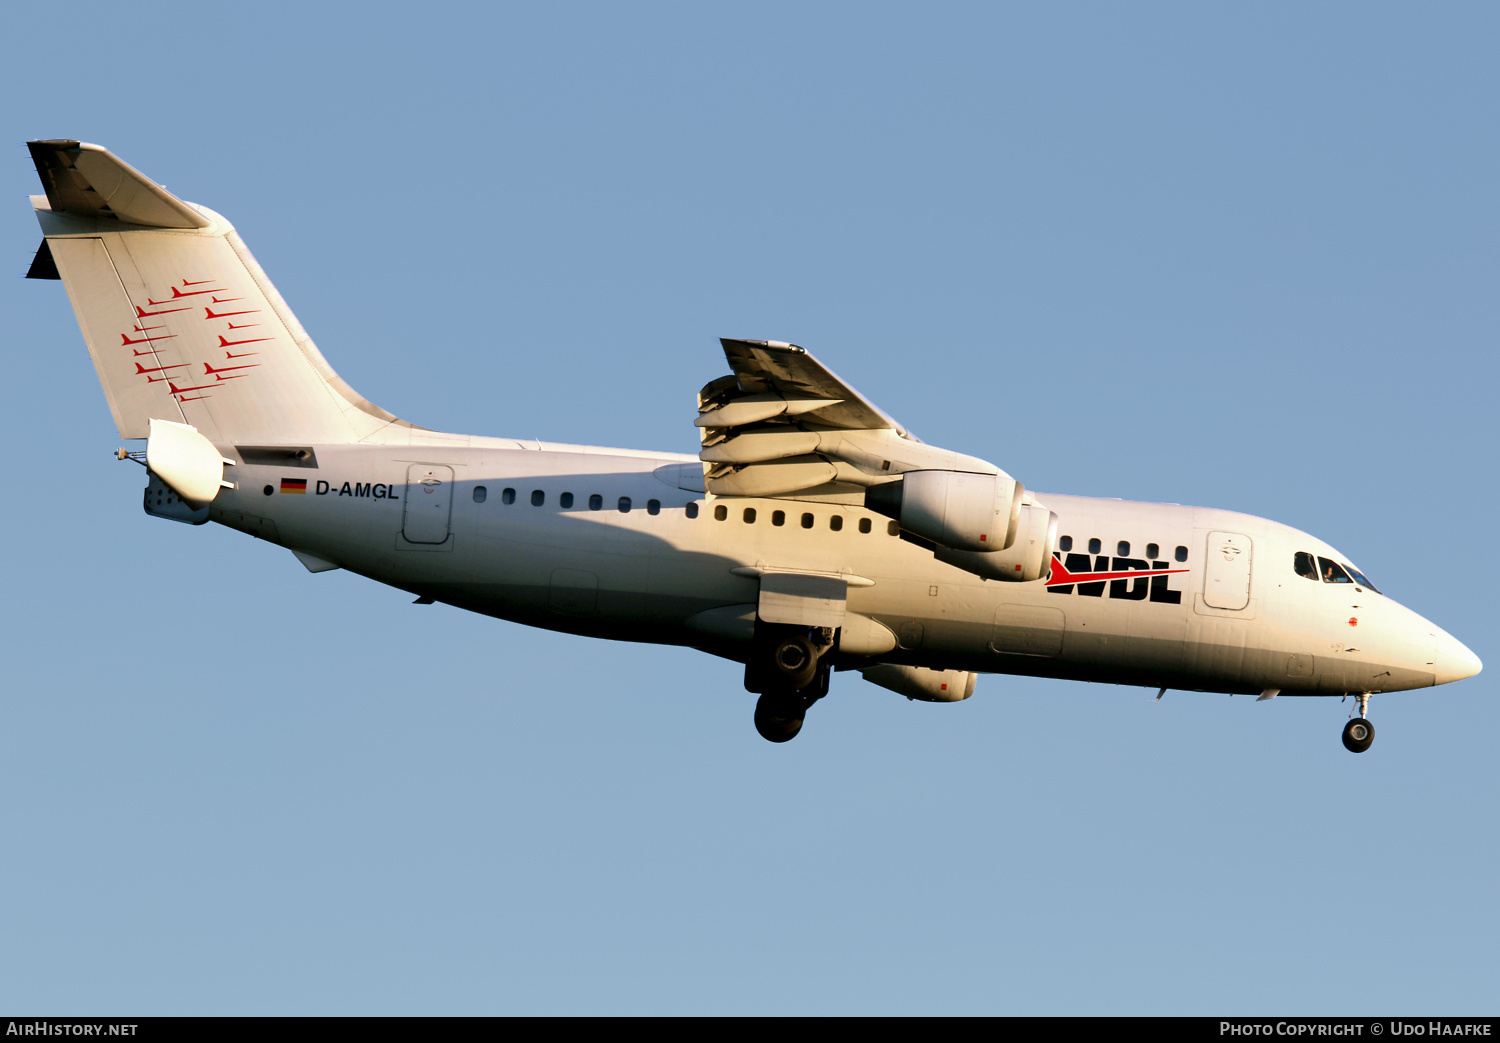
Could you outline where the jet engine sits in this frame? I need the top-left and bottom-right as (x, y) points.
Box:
(861, 664), (976, 702)
(865, 470), (1023, 552)
(933, 504), (1058, 583)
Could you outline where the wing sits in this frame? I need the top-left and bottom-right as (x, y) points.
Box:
(709, 339), (910, 436)
(696, 338), (1001, 501)
(694, 338), (1057, 581)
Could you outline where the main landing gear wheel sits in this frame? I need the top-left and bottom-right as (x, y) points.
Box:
(754, 692), (805, 743)
(770, 634), (820, 691)
(1342, 717), (1375, 753)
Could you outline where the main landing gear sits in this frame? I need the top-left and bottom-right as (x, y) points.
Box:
(1342, 693), (1374, 753)
(748, 624), (834, 743)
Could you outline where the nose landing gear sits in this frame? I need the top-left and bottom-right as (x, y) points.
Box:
(1341, 693), (1374, 753)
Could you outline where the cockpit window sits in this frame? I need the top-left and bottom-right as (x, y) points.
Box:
(1318, 557), (1353, 584)
(1344, 565), (1380, 594)
(1294, 551), (1318, 580)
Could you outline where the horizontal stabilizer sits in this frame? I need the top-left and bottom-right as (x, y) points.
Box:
(29, 140), (210, 229)
(25, 240), (59, 279)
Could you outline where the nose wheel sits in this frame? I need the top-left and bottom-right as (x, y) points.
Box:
(1341, 693), (1374, 753)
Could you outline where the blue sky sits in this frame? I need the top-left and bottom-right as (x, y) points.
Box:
(2, 1), (1495, 1014)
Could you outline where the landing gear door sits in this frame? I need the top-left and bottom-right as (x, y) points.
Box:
(1203, 531), (1252, 610)
(758, 572), (848, 629)
(403, 464), (454, 544)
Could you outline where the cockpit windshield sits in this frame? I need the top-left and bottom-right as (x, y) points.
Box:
(1296, 550), (1381, 592)
(1318, 557), (1353, 584)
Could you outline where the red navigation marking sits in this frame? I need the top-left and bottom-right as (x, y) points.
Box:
(122, 331), (177, 345)
(132, 324), (164, 332)
(177, 395), (212, 402)
(212, 373), (247, 381)
(144, 374), (173, 383)
(136, 305), (190, 317)
(136, 361), (189, 375)
(226, 322), (260, 329)
(133, 349), (162, 357)
(224, 351), (260, 358)
(146, 287), (224, 304)
(205, 307), (260, 319)
(209, 296), (243, 304)
(180, 278), (216, 286)
(218, 335), (273, 347)
(1045, 556), (1191, 587)
(1348, 617), (1358, 627)
(167, 380), (219, 396)
(204, 362), (259, 375)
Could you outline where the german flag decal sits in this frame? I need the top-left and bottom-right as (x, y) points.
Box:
(280, 478), (308, 494)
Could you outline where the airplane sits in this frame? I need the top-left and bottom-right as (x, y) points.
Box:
(23, 139), (1481, 751)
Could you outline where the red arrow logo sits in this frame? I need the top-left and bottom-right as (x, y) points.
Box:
(1045, 557), (1190, 587)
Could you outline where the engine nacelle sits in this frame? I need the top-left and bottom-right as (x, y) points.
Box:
(865, 470), (1023, 552)
(934, 505), (1058, 582)
(861, 664), (976, 702)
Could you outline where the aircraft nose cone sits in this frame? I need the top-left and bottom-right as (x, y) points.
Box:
(1434, 631), (1482, 686)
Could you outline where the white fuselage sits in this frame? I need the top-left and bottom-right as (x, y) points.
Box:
(207, 438), (1465, 698)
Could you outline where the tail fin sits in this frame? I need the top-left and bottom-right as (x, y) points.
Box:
(28, 140), (411, 445)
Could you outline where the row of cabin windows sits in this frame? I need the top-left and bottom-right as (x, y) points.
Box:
(1058, 535), (1188, 562)
(471, 485), (895, 533)
(474, 486), (663, 515)
(1293, 551), (1380, 592)
(706, 504), (897, 534)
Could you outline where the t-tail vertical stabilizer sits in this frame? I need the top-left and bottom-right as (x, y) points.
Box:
(27, 140), (415, 446)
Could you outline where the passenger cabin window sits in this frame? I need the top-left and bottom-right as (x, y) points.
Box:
(1319, 557), (1353, 584)
(647, 499), (660, 516)
(714, 504), (728, 521)
(1175, 546), (1188, 562)
(1117, 541), (1130, 557)
(859, 518), (871, 534)
(685, 502), (699, 519)
(1294, 551), (1319, 580)
(888, 521), (900, 536)
(1146, 543), (1159, 560)
(743, 507), (756, 523)
(531, 490), (545, 507)
(502, 488), (516, 505)
(588, 494), (603, 511)
(1059, 535), (1073, 552)
(830, 515), (843, 532)
(801, 513), (815, 529)
(772, 510), (785, 526)
(618, 497), (632, 513)
(473, 486), (487, 504)
(1088, 538), (1102, 554)
(560, 492), (574, 509)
